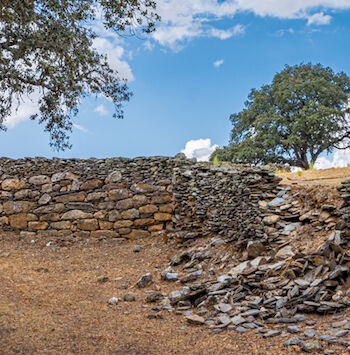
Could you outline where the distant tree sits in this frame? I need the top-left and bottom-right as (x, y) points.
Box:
(0, 0), (159, 150)
(213, 63), (350, 169)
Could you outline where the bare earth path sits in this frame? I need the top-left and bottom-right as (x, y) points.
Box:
(0, 233), (303, 355)
(1, 232), (350, 355)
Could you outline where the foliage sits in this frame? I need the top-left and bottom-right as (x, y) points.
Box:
(215, 63), (350, 169)
(0, 0), (159, 150)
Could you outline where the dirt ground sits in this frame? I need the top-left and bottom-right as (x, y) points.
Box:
(1, 232), (350, 355)
(277, 166), (350, 186)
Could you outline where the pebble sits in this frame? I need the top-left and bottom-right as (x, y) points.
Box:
(331, 319), (347, 328)
(235, 326), (248, 333)
(263, 330), (281, 338)
(324, 351), (335, 354)
(330, 329), (348, 337)
(285, 337), (302, 346)
(301, 340), (322, 353)
(136, 273), (152, 288)
(97, 275), (109, 282)
(186, 314), (205, 325)
(304, 328), (315, 338)
(123, 293), (136, 302)
(287, 325), (300, 334)
(133, 245), (141, 252)
(108, 297), (120, 305)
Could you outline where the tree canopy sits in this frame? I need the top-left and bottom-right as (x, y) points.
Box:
(0, 0), (159, 150)
(213, 63), (350, 169)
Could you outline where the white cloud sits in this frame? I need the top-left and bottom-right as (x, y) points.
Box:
(94, 104), (109, 116)
(4, 90), (40, 128)
(315, 149), (350, 170)
(213, 59), (224, 67)
(307, 12), (332, 25)
(275, 28), (295, 36)
(92, 38), (134, 81)
(72, 123), (88, 133)
(181, 138), (218, 161)
(151, 0), (348, 49)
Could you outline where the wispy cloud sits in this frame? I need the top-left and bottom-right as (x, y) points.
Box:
(94, 104), (109, 116)
(72, 123), (88, 133)
(213, 59), (224, 68)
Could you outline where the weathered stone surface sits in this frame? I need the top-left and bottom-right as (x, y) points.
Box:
(159, 204), (174, 213)
(98, 220), (114, 230)
(39, 213), (61, 222)
(3, 201), (35, 214)
(38, 194), (51, 205)
(108, 211), (121, 222)
(2, 178), (26, 191)
(108, 189), (129, 201)
(121, 209), (139, 220)
(105, 170), (122, 183)
(51, 172), (78, 182)
(148, 224), (164, 232)
(116, 198), (134, 210)
(29, 175), (50, 185)
(90, 230), (120, 238)
(113, 220), (133, 228)
(87, 192), (106, 202)
(134, 218), (155, 227)
(136, 273), (152, 288)
(131, 183), (158, 193)
(61, 210), (92, 220)
(28, 221), (49, 230)
(186, 315), (205, 325)
(34, 203), (65, 214)
(152, 194), (172, 204)
(80, 179), (103, 190)
(132, 195), (149, 207)
(54, 192), (86, 203)
(51, 221), (72, 230)
(154, 213), (172, 221)
(247, 241), (265, 259)
(0, 216), (9, 225)
(76, 219), (98, 231)
(139, 204), (158, 214)
(9, 214), (29, 228)
(263, 215), (280, 225)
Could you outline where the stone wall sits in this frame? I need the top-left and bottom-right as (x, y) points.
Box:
(0, 156), (193, 239)
(0, 157), (284, 243)
(171, 164), (281, 246)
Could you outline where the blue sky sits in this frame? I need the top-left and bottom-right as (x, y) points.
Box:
(2, 1), (350, 168)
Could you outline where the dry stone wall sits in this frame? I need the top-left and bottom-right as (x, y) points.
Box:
(0, 156), (193, 239)
(0, 157), (284, 242)
(171, 164), (282, 246)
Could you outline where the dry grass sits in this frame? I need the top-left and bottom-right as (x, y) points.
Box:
(0, 232), (349, 355)
(277, 166), (350, 186)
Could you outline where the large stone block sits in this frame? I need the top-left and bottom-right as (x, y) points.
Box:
(51, 221), (72, 230)
(9, 214), (29, 228)
(28, 221), (49, 230)
(80, 179), (103, 190)
(116, 198), (134, 210)
(98, 220), (114, 230)
(108, 188), (129, 201)
(159, 204), (175, 213)
(34, 203), (65, 214)
(113, 220), (133, 228)
(139, 204), (158, 214)
(61, 210), (92, 220)
(121, 208), (139, 220)
(154, 213), (172, 221)
(3, 201), (35, 215)
(29, 175), (50, 185)
(132, 195), (149, 208)
(1, 178), (27, 191)
(108, 210), (121, 222)
(54, 192), (86, 203)
(148, 224), (164, 232)
(91, 230), (120, 239)
(134, 218), (155, 227)
(39, 213), (61, 222)
(131, 183), (158, 193)
(51, 172), (79, 182)
(105, 171), (122, 183)
(87, 192), (106, 202)
(76, 219), (98, 231)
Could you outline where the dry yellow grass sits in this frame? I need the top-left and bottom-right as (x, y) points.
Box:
(277, 167), (350, 186)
